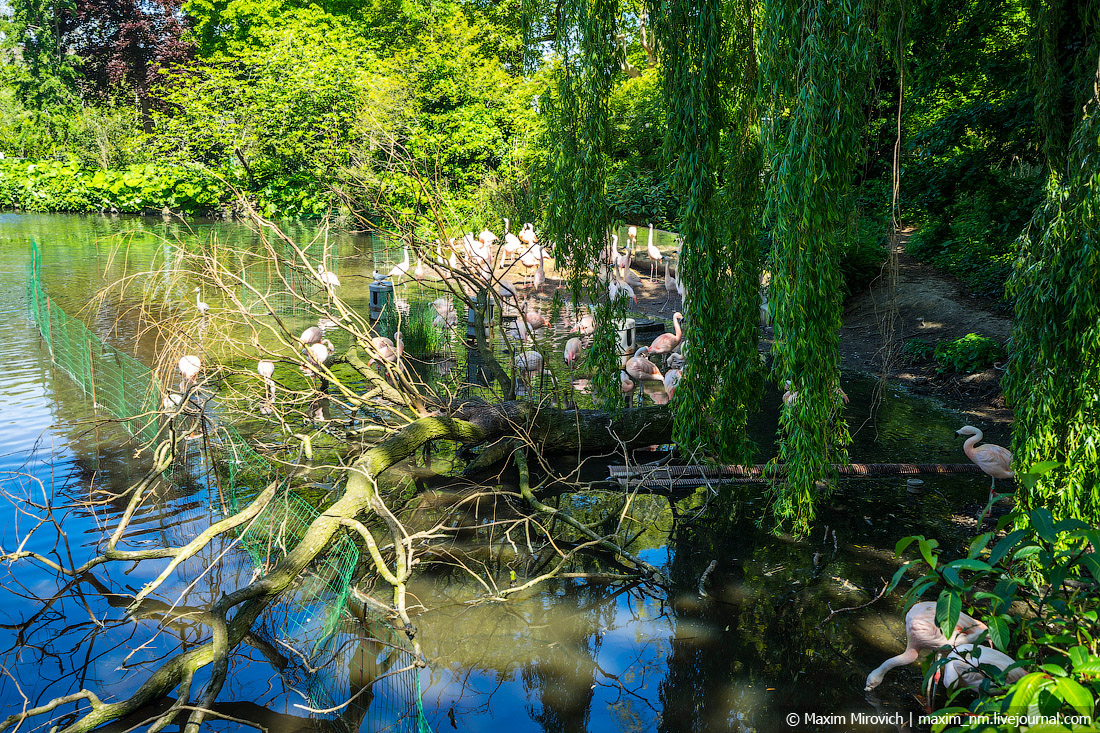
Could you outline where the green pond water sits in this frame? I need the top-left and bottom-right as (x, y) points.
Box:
(0, 212), (1011, 731)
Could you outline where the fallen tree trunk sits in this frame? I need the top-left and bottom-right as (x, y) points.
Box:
(451, 400), (673, 454)
(17, 401), (670, 733)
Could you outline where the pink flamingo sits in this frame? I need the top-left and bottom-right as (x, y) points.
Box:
(625, 347), (663, 384)
(300, 326), (323, 346)
(369, 333), (403, 367)
(865, 601), (987, 691)
(564, 337), (583, 370)
(663, 368), (681, 399)
(627, 226), (638, 247)
(958, 425), (1014, 522)
(647, 313), (684, 362)
(523, 302), (550, 330)
(957, 426), (1014, 494)
(572, 314), (596, 336)
(620, 369), (635, 405)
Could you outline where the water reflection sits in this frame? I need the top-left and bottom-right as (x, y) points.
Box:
(0, 213), (1009, 732)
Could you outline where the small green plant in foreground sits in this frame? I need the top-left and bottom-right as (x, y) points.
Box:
(933, 333), (1005, 374)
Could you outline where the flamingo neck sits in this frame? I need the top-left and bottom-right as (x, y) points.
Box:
(673, 314), (682, 339)
(962, 430), (983, 457)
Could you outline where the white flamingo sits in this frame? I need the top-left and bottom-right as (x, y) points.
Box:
(646, 224), (661, 281)
(387, 247), (411, 281)
(193, 287), (209, 316)
(317, 264), (341, 288)
(502, 218), (523, 267)
(178, 355), (202, 391)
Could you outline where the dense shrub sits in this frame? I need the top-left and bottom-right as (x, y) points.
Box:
(933, 333), (1005, 373)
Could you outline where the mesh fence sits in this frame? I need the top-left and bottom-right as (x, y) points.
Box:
(26, 239), (432, 732)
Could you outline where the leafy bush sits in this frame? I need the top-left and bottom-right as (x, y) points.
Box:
(607, 170), (677, 227)
(902, 338), (935, 360)
(890, 464), (1100, 732)
(933, 333), (1004, 374)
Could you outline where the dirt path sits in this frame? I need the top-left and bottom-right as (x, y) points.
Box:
(837, 235), (1013, 424)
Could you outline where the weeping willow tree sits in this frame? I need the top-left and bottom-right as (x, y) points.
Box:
(1006, 5), (1099, 523)
(539, 0), (625, 409)
(758, 0), (871, 533)
(647, 0), (764, 464)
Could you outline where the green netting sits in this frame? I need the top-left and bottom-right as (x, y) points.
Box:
(239, 234), (336, 317)
(26, 241), (162, 443)
(26, 240), (432, 732)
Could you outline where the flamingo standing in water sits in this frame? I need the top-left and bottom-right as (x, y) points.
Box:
(317, 264), (341, 288)
(370, 333), (404, 368)
(258, 359), (276, 413)
(663, 368), (681, 399)
(388, 247), (411, 281)
(625, 347), (663, 384)
(193, 287), (209, 316)
(957, 425), (1014, 522)
(646, 224), (661, 281)
(620, 370), (635, 405)
(864, 601), (988, 691)
(564, 337), (583, 370)
(300, 326), (323, 346)
(514, 350), (544, 392)
(523, 302), (551, 330)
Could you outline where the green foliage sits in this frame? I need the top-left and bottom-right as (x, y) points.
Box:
(539, 0), (621, 410)
(606, 170), (676, 227)
(760, 0), (869, 533)
(648, 0), (762, 464)
(152, 9), (395, 216)
(1004, 71), (1100, 528)
(932, 333), (1005, 374)
(902, 0), (1041, 303)
(0, 158), (224, 213)
(1, 0), (81, 110)
(902, 338), (936, 361)
(890, 466), (1100, 731)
